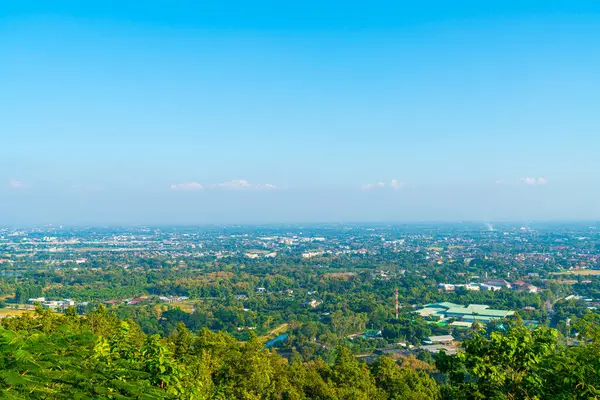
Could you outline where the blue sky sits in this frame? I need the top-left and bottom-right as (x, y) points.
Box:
(2, 1), (600, 224)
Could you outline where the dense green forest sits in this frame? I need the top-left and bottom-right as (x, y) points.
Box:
(0, 306), (598, 399)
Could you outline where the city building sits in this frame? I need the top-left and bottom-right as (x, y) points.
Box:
(304, 299), (322, 308)
(424, 335), (455, 344)
(517, 284), (539, 294)
(416, 302), (514, 324)
(484, 279), (512, 289)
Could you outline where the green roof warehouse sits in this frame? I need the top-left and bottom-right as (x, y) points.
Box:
(415, 302), (514, 324)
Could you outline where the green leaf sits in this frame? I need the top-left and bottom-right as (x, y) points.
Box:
(0, 371), (27, 386)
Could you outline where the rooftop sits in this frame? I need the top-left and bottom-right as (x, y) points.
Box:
(420, 344), (458, 355)
(427, 335), (455, 343)
(450, 321), (473, 328)
(416, 307), (446, 317)
(424, 302), (462, 309)
(416, 302), (514, 322)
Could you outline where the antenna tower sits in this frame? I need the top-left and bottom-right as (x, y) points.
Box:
(395, 288), (399, 319)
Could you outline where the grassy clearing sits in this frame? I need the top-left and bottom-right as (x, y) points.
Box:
(550, 270), (600, 276)
(259, 323), (289, 342)
(0, 308), (32, 317)
(322, 272), (356, 279)
(268, 323), (289, 337)
(168, 299), (201, 313)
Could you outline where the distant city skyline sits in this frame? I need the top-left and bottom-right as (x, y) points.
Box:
(2, 1), (600, 224)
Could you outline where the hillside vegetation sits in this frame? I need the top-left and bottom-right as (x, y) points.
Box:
(0, 306), (598, 399)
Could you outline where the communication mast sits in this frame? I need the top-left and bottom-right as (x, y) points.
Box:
(395, 288), (399, 319)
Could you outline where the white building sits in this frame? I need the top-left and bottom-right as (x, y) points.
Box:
(302, 251), (325, 259)
(438, 283), (481, 292)
(518, 284), (539, 294)
(28, 297), (45, 304)
(425, 335), (455, 344)
(480, 284), (502, 291)
(305, 299), (322, 308)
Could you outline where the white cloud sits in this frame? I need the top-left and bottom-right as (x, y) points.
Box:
(169, 179), (276, 191)
(212, 179), (276, 190)
(169, 182), (204, 191)
(390, 179), (404, 190)
(361, 179), (404, 190)
(361, 181), (386, 190)
(496, 177), (548, 186)
(215, 179), (252, 189)
(520, 177), (537, 185)
(520, 177), (547, 186)
(7, 179), (28, 189)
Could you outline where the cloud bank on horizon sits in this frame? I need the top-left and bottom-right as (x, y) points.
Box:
(495, 178), (548, 186)
(520, 177), (548, 186)
(361, 179), (404, 190)
(7, 177), (553, 193)
(169, 182), (204, 191)
(169, 179), (276, 191)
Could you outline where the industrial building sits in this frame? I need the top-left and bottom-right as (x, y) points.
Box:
(415, 302), (514, 324)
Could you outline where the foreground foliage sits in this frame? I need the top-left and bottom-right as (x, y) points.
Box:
(0, 307), (438, 399)
(437, 324), (600, 399)
(0, 307), (598, 399)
